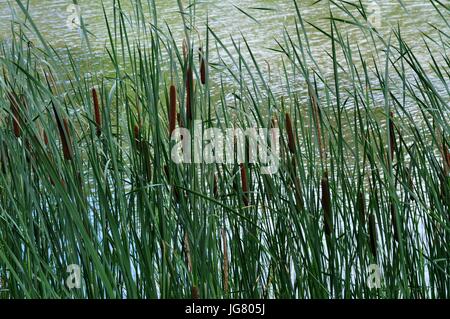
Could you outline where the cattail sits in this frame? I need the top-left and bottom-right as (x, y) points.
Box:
(213, 174), (219, 198)
(191, 286), (200, 299)
(184, 232), (193, 273)
(142, 144), (152, 182)
(61, 119), (73, 161)
(42, 129), (49, 146)
(92, 88), (102, 137)
(285, 113), (296, 154)
(199, 47), (206, 85)
(52, 102), (73, 161)
(177, 112), (183, 128)
(186, 66), (193, 122)
(368, 213), (377, 259)
(356, 190), (366, 226)
(133, 123), (141, 150)
(169, 84), (177, 136)
(240, 163), (249, 206)
(446, 148), (450, 176)
(0, 142), (8, 174)
(222, 228), (229, 294)
(389, 111), (396, 163)
(321, 171), (333, 236)
(8, 92), (21, 138)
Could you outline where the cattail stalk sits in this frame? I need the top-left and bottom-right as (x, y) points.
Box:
(92, 88), (102, 137)
(222, 228), (229, 294)
(390, 202), (399, 242)
(309, 84), (325, 162)
(186, 66), (193, 122)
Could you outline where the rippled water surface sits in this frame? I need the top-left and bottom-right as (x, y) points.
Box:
(0, 1), (445, 60)
(0, 1), (447, 103)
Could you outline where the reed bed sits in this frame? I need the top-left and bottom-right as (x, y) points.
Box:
(0, 0), (449, 299)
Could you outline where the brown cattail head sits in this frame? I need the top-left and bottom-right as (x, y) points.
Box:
(240, 163), (249, 206)
(321, 171), (333, 236)
(133, 123), (141, 149)
(186, 67), (193, 122)
(368, 213), (377, 259)
(183, 232), (193, 273)
(191, 286), (200, 299)
(61, 119), (73, 161)
(213, 174), (219, 198)
(7, 92), (21, 138)
(52, 103), (72, 161)
(389, 111), (396, 163)
(92, 88), (102, 137)
(199, 47), (206, 85)
(169, 84), (177, 136)
(43, 129), (49, 146)
(285, 113), (296, 154)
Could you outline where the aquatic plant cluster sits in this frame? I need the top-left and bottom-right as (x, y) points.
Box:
(0, 0), (448, 298)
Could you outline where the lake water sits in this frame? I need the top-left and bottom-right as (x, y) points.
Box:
(0, 1), (445, 63)
(0, 0), (448, 106)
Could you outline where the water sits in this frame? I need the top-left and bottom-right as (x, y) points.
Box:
(0, 1), (447, 113)
(0, 0), (445, 71)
